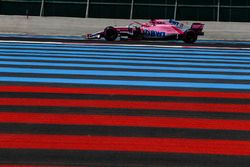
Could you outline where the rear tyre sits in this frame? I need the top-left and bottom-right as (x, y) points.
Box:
(183, 30), (197, 44)
(104, 26), (118, 41)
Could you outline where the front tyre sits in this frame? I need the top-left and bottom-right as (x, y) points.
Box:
(104, 26), (118, 41)
(183, 30), (197, 44)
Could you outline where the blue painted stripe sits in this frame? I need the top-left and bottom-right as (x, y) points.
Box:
(1, 67), (249, 81)
(0, 44), (250, 54)
(1, 47), (249, 56)
(0, 50), (250, 62)
(0, 76), (249, 90)
(0, 52), (250, 63)
(198, 40), (250, 45)
(0, 61), (250, 73)
(0, 45), (248, 60)
(0, 41), (249, 91)
(0, 42), (250, 54)
(0, 56), (249, 68)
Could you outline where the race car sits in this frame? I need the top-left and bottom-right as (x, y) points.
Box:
(86, 19), (204, 43)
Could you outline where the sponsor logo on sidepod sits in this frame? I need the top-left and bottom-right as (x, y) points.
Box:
(144, 30), (166, 38)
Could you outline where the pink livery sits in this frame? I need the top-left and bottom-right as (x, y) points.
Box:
(86, 19), (204, 43)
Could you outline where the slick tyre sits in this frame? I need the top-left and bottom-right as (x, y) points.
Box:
(183, 30), (197, 44)
(104, 26), (118, 41)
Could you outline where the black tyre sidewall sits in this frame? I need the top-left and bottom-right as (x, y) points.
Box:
(104, 26), (118, 41)
(183, 30), (197, 44)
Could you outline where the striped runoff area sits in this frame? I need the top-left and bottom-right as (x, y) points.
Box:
(0, 41), (250, 166)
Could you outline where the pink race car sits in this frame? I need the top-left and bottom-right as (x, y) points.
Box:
(86, 19), (204, 43)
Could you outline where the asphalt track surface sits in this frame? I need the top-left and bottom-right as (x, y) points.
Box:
(0, 35), (250, 167)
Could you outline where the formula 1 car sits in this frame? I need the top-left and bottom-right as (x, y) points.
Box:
(86, 19), (204, 43)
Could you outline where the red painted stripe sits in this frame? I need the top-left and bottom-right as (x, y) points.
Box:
(0, 112), (250, 131)
(1, 85), (250, 99)
(0, 98), (249, 113)
(1, 134), (250, 156)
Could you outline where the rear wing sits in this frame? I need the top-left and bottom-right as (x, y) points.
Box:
(191, 23), (204, 35)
